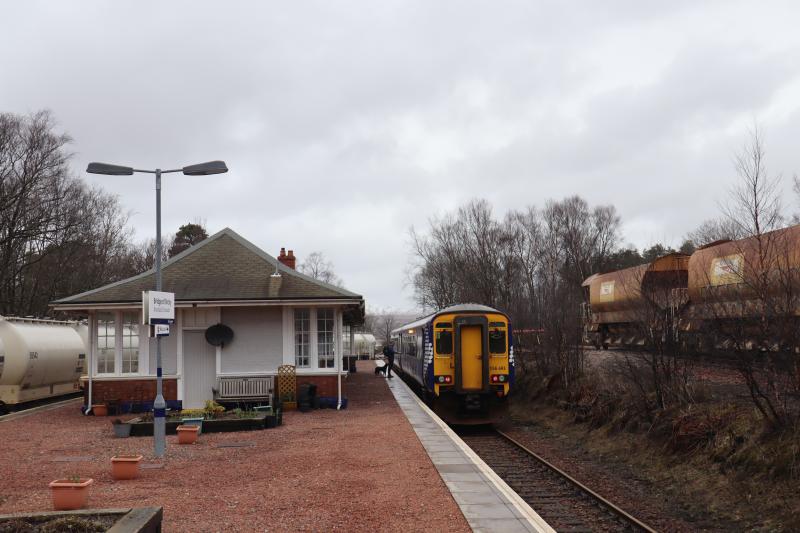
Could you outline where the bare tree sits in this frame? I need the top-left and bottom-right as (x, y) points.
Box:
(298, 251), (343, 287)
(694, 127), (800, 428)
(365, 308), (400, 346)
(0, 111), (145, 316)
(409, 196), (621, 386)
(685, 217), (744, 248)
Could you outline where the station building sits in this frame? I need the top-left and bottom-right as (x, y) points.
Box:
(50, 228), (364, 409)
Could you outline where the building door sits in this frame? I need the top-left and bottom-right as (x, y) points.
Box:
(460, 325), (483, 390)
(183, 331), (216, 409)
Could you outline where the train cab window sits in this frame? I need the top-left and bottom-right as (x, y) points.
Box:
(435, 330), (453, 356)
(489, 329), (507, 354)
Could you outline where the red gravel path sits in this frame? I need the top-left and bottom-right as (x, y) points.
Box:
(0, 362), (469, 532)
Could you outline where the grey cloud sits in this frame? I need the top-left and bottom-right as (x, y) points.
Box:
(1, 0), (799, 308)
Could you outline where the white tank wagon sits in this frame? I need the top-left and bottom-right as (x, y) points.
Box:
(0, 317), (88, 414)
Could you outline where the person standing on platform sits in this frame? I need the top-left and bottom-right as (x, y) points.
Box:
(382, 343), (396, 378)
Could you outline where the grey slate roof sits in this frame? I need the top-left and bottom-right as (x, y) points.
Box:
(52, 228), (361, 305)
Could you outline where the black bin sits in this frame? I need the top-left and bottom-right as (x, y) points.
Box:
(298, 383), (318, 412)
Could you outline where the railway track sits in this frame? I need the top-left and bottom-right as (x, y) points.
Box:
(0, 394), (82, 421)
(458, 427), (657, 532)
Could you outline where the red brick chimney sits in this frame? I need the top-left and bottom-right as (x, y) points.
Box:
(278, 247), (296, 269)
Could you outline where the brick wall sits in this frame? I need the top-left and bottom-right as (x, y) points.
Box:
(296, 375), (341, 398)
(85, 378), (178, 404)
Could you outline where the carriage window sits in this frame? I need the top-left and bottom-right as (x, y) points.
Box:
(435, 330), (453, 356)
(408, 340), (416, 357)
(489, 329), (507, 354)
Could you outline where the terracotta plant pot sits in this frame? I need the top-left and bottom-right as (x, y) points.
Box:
(49, 478), (93, 510)
(111, 454), (143, 480)
(176, 424), (200, 444)
(92, 404), (108, 416)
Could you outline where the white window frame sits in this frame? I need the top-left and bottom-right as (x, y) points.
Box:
(121, 311), (140, 374)
(317, 308), (335, 369)
(93, 310), (144, 377)
(285, 306), (342, 374)
(95, 311), (116, 375)
(294, 308), (311, 368)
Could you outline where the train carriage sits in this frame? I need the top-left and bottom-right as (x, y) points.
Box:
(390, 304), (514, 424)
(582, 223), (800, 352)
(0, 316), (88, 414)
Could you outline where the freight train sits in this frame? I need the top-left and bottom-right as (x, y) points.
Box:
(582, 224), (800, 350)
(390, 304), (514, 424)
(0, 316), (87, 414)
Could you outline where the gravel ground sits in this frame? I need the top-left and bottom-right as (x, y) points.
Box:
(0, 362), (469, 533)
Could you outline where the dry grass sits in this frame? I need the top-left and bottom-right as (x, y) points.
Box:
(511, 369), (800, 531)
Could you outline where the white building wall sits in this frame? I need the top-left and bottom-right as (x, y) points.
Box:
(220, 306), (283, 374)
(148, 332), (178, 375)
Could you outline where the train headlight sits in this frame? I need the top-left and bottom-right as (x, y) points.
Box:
(435, 375), (453, 385)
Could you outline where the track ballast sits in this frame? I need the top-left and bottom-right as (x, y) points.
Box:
(457, 427), (656, 532)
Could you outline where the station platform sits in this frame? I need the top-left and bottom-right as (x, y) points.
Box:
(0, 360), (550, 532)
(386, 375), (553, 533)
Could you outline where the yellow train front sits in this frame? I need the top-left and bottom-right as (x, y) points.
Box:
(390, 304), (514, 425)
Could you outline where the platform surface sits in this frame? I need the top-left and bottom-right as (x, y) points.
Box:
(386, 376), (553, 533)
(0, 364), (470, 532)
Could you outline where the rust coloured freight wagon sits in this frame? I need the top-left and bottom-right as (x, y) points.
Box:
(582, 253), (689, 348)
(583, 223), (800, 351)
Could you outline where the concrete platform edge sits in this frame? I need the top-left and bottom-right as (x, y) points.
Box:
(388, 377), (554, 533)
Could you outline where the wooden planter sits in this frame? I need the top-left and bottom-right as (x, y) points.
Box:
(0, 507), (162, 532)
(111, 455), (143, 480)
(92, 404), (108, 416)
(49, 478), (93, 510)
(176, 424), (200, 444)
(127, 415), (268, 436)
(282, 401), (297, 411)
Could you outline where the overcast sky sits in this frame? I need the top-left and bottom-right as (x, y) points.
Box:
(2, 1), (799, 311)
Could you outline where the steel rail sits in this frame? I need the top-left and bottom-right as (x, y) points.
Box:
(495, 428), (658, 533)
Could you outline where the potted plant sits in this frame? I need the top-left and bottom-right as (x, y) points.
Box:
(92, 404), (108, 416)
(176, 424), (200, 444)
(111, 418), (132, 438)
(111, 454), (143, 480)
(49, 476), (93, 510)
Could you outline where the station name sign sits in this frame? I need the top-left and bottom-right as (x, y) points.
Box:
(142, 290), (175, 325)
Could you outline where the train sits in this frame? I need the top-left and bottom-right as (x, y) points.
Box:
(582, 224), (800, 350)
(390, 304), (514, 424)
(0, 316), (87, 414)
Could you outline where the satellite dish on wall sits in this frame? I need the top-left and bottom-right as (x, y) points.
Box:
(205, 324), (234, 347)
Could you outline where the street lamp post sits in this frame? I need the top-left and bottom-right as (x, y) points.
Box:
(87, 160), (228, 457)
